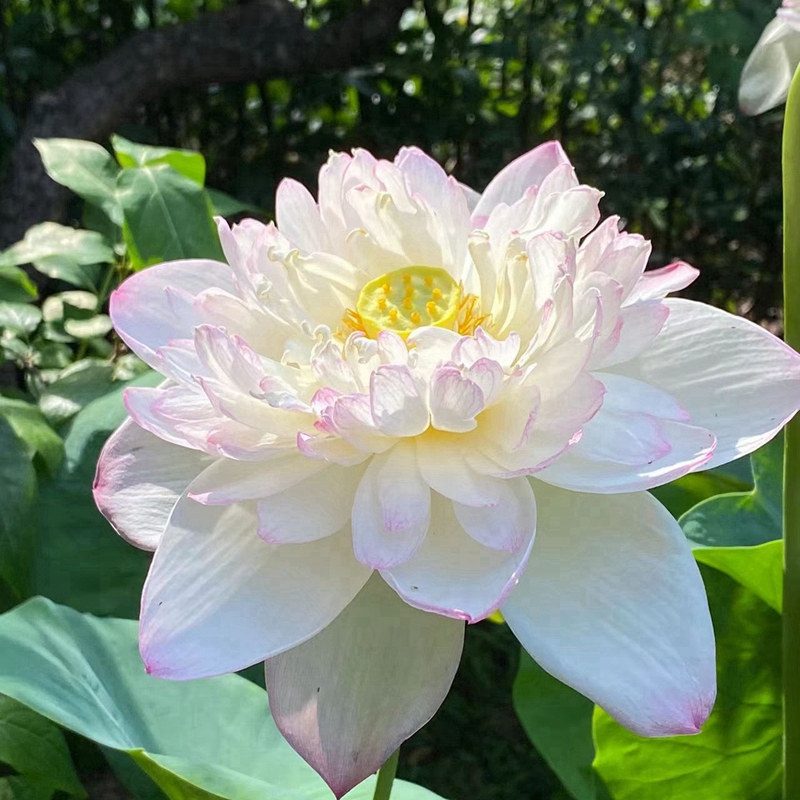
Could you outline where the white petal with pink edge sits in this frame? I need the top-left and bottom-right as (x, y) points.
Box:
(139, 497), (370, 680)
(503, 482), (716, 737)
(265, 575), (463, 799)
(472, 141), (572, 222)
(109, 259), (234, 369)
(352, 442), (431, 569)
(612, 298), (800, 468)
(381, 492), (536, 623)
(93, 419), (212, 551)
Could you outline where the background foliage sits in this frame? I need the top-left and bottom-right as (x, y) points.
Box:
(0, 0), (789, 320)
(0, 1), (790, 800)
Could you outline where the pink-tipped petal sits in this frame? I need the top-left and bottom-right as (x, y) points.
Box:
(93, 418), (212, 550)
(453, 476), (536, 552)
(627, 261), (699, 303)
(472, 141), (571, 221)
(370, 365), (429, 438)
(613, 298), (800, 468)
(503, 482), (716, 737)
(110, 259), (234, 369)
(381, 493), (536, 623)
(536, 420), (716, 493)
(352, 443), (431, 569)
(266, 574), (463, 799)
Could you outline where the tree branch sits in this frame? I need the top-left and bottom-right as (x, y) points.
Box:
(0, 0), (411, 247)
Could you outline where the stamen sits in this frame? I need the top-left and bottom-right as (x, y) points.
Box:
(351, 265), (462, 339)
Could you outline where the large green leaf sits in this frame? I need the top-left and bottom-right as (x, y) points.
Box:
(513, 653), (609, 800)
(111, 135), (206, 185)
(695, 540), (783, 613)
(681, 435), (782, 547)
(0, 223), (114, 290)
(33, 139), (122, 224)
(0, 598), (444, 800)
(0, 397), (63, 475)
(593, 564), (782, 800)
(0, 418), (37, 604)
(116, 165), (223, 268)
(0, 695), (84, 797)
(32, 371), (161, 618)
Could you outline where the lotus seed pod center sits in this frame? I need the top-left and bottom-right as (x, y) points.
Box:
(356, 266), (461, 339)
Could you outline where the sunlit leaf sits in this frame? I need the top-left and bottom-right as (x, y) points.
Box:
(116, 165), (223, 268)
(0, 303), (41, 335)
(111, 134), (206, 185)
(0, 223), (114, 290)
(34, 138), (122, 224)
(0, 266), (37, 304)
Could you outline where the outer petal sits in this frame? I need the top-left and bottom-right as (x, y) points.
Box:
(739, 14), (800, 116)
(503, 483), (716, 737)
(613, 298), (800, 468)
(472, 141), (571, 222)
(381, 493), (536, 623)
(110, 259), (234, 368)
(140, 497), (371, 680)
(265, 575), (464, 799)
(93, 419), (212, 550)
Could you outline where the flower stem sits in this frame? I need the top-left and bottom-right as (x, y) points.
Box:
(372, 749), (400, 800)
(783, 63), (800, 800)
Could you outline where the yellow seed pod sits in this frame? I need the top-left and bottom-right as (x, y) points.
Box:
(356, 266), (461, 339)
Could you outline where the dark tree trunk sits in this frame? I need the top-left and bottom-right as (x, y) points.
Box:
(0, 0), (412, 247)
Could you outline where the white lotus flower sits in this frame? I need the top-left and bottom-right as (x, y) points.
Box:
(740, 0), (800, 115)
(95, 142), (800, 797)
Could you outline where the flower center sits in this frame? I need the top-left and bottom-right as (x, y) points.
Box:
(354, 266), (461, 339)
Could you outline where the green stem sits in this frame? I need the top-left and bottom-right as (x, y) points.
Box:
(783, 63), (800, 800)
(372, 749), (399, 800)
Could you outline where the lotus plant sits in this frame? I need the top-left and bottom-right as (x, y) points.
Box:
(94, 142), (800, 797)
(740, 0), (800, 115)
